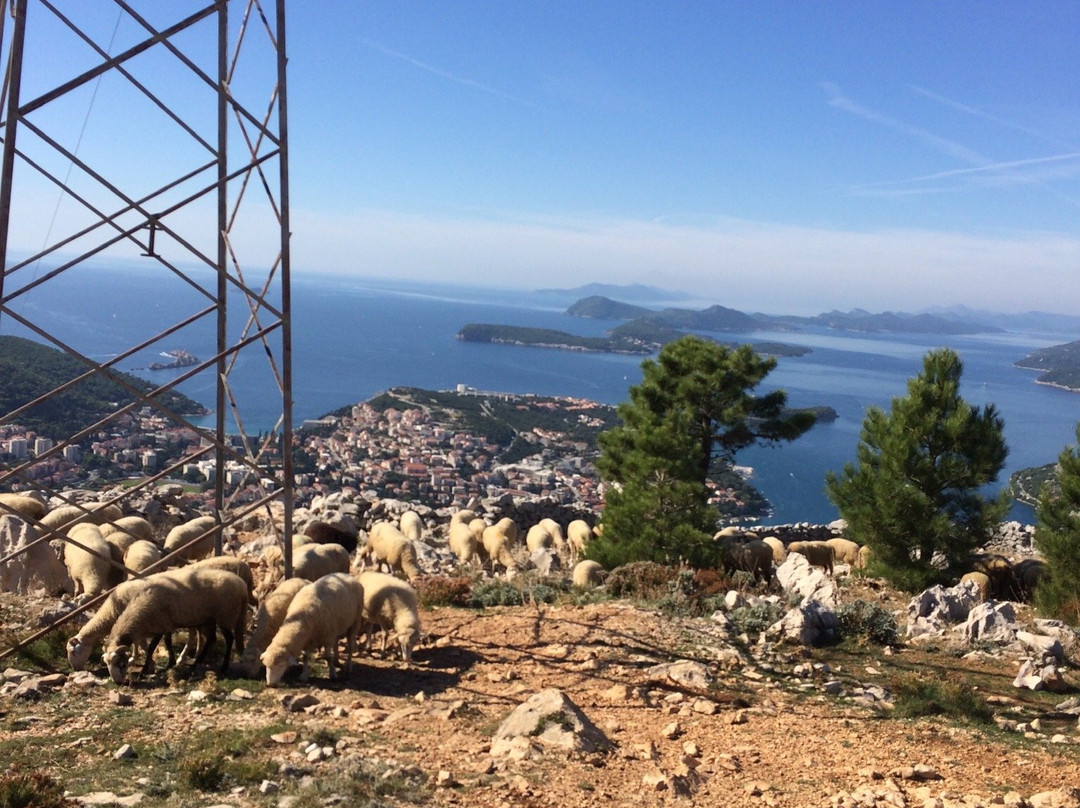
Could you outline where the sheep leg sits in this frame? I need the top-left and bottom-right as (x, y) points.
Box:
(218, 627), (234, 675)
(191, 622), (218, 667)
(140, 635), (165, 677)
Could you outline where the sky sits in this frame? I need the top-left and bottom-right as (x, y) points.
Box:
(8, 2), (1080, 315)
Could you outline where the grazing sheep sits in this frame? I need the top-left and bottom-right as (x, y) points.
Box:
(448, 520), (479, 565)
(826, 537), (861, 567)
(0, 514), (71, 595)
(538, 518), (567, 552)
(123, 540), (163, 576)
(260, 543), (348, 595)
(970, 553), (1015, 600)
(103, 567), (249, 683)
(356, 571), (421, 663)
(788, 541), (835, 575)
(713, 526), (745, 541)
(0, 493), (46, 521)
(1013, 558), (1046, 602)
(760, 536), (787, 564)
(103, 567), (248, 682)
(721, 539), (773, 582)
(302, 520), (358, 554)
(572, 559), (605, 588)
(566, 519), (593, 560)
(359, 522), (421, 580)
(65, 524), (118, 600)
(260, 572), (365, 686)
(525, 522), (555, 553)
(959, 571), (991, 603)
(193, 554), (257, 604)
(449, 509), (477, 528)
(399, 511), (424, 542)
(237, 577), (308, 677)
(481, 518), (519, 575)
(100, 516), (155, 553)
(163, 515), (218, 564)
(856, 544), (872, 569)
(67, 577), (155, 671)
(41, 503), (114, 536)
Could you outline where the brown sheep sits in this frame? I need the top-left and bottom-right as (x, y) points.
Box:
(970, 553), (1015, 600)
(788, 541), (834, 575)
(959, 571), (991, 603)
(722, 539), (773, 582)
(826, 537), (861, 567)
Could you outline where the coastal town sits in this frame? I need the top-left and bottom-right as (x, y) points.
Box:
(0, 385), (766, 518)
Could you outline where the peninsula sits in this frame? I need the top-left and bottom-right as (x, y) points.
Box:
(1015, 339), (1080, 392)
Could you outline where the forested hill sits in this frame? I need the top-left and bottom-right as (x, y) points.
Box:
(0, 335), (208, 439)
(1015, 339), (1080, 392)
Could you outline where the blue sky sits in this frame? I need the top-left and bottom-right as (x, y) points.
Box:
(11, 2), (1080, 315)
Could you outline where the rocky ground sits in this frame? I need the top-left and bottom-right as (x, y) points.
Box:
(2, 573), (1080, 808)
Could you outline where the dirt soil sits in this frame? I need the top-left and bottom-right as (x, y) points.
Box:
(2, 594), (1080, 808)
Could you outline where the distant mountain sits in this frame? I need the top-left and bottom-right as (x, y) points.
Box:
(535, 283), (692, 304)
(924, 305), (1080, 333)
(0, 335), (208, 439)
(566, 296), (653, 319)
(756, 309), (1001, 335)
(1015, 339), (1080, 392)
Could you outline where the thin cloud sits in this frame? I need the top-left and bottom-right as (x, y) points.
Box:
(910, 85), (1074, 149)
(361, 38), (537, 108)
(854, 151), (1080, 189)
(820, 82), (987, 166)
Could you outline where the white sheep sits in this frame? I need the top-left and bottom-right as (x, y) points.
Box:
(65, 524), (119, 600)
(399, 510), (424, 541)
(525, 522), (555, 553)
(449, 508), (476, 528)
(103, 566), (249, 683)
(237, 577), (309, 677)
(448, 520), (479, 565)
(566, 519), (593, 561)
(0, 493), (46, 521)
(67, 577), (153, 671)
(192, 554), (257, 604)
(357, 570), (421, 663)
(163, 515), (218, 564)
(825, 537), (861, 567)
(123, 540), (164, 575)
(359, 521), (421, 580)
(788, 541), (834, 575)
(41, 502), (121, 535)
(0, 514), (71, 595)
(260, 572), (365, 686)
(538, 518), (567, 553)
(100, 516), (155, 554)
(572, 559), (605, 588)
(760, 536), (787, 564)
(260, 543), (350, 595)
(481, 517), (518, 575)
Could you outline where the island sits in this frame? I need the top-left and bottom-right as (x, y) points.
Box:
(148, 349), (200, 371)
(1015, 339), (1080, 392)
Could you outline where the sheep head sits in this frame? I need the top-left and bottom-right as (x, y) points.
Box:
(260, 648), (295, 687)
(66, 635), (92, 671)
(104, 644), (133, 684)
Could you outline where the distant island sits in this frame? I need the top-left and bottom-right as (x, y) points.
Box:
(456, 321), (811, 358)
(567, 295), (1003, 336)
(1015, 339), (1080, 392)
(1007, 463), (1058, 507)
(148, 349), (200, 371)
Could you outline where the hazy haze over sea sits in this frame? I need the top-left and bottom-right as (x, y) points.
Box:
(4, 265), (1079, 525)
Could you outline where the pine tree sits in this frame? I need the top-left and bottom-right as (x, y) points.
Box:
(591, 335), (814, 567)
(1033, 423), (1080, 623)
(826, 348), (1008, 590)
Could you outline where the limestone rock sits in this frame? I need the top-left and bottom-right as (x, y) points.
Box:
(646, 659), (712, 690)
(776, 552), (837, 607)
(490, 689), (611, 757)
(768, 600), (839, 646)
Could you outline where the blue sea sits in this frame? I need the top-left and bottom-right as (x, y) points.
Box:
(3, 264), (1079, 525)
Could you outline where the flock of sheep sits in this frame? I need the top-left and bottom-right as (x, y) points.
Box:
(0, 492), (605, 688)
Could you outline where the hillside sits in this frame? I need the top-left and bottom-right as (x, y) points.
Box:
(566, 295), (653, 319)
(0, 335), (208, 439)
(1016, 339), (1080, 392)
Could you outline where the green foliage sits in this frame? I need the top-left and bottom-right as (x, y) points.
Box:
(729, 601), (785, 638)
(836, 599), (900, 646)
(0, 335), (206, 439)
(415, 575), (474, 608)
(183, 757), (226, 792)
(890, 676), (993, 723)
(826, 348), (1008, 591)
(0, 767), (74, 808)
(1033, 423), (1080, 624)
(594, 336), (814, 567)
(605, 561), (680, 601)
(468, 576), (563, 608)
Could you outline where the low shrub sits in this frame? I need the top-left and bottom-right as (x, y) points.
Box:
(836, 599), (900, 646)
(415, 575), (473, 608)
(606, 562), (680, 601)
(0, 767), (74, 808)
(890, 675), (992, 723)
(729, 601), (784, 638)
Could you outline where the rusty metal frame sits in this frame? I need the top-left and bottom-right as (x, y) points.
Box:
(0, 0), (293, 662)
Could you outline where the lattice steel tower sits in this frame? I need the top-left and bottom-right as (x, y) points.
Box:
(0, 0), (293, 656)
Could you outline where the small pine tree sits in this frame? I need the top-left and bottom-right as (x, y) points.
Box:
(1033, 423), (1080, 624)
(591, 335), (813, 567)
(826, 348), (1008, 590)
